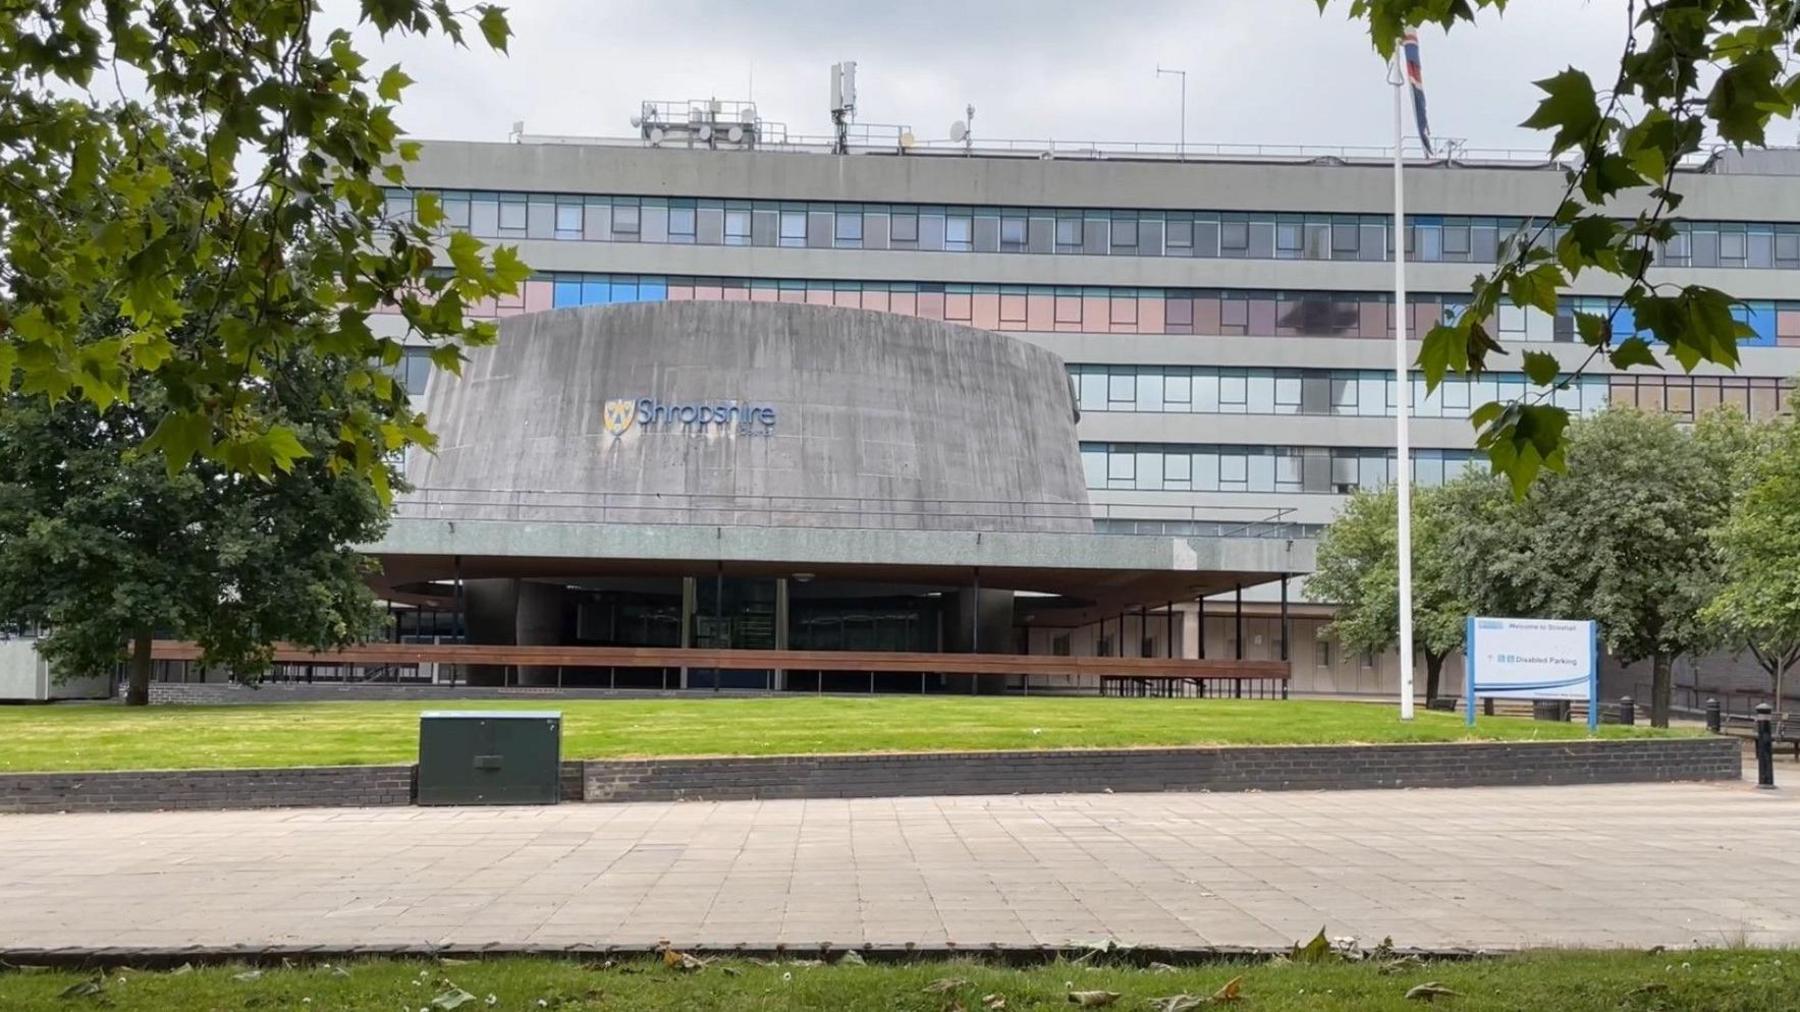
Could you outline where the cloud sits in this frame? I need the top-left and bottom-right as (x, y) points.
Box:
(329, 0), (1637, 154)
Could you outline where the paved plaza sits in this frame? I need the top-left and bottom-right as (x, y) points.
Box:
(2, 780), (1796, 953)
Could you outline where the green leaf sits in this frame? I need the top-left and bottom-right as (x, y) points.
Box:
(1521, 351), (1560, 387)
(477, 6), (512, 53)
(141, 411), (215, 476)
(446, 230), (486, 278)
(1416, 326), (1458, 389)
(1469, 400), (1506, 430)
(262, 426), (314, 473)
(1505, 264), (1564, 317)
(1608, 337), (1661, 370)
(0, 344), (17, 388)
(377, 65), (414, 102)
(490, 244), (531, 288)
(1519, 68), (1600, 155)
(1573, 312), (1611, 348)
(415, 191), (445, 229)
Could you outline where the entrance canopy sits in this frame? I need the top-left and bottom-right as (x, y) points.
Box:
(367, 516), (1312, 628)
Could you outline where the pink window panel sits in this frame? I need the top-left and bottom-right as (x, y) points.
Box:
(666, 284), (695, 301)
(891, 292), (917, 316)
(1360, 301), (1388, 339)
(862, 290), (891, 313)
(1081, 295), (1111, 332)
(778, 289), (806, 304)
(1026, 294), (1055, 331)
(694, 283), (724, 301)
(834, 289), (861, 308)
(805, 288), (833, 306)
(1164, 298), (1194, 334)
(999, 294), (1027, 325)
(1777, 309), (1800, 341)
(748, 287), (777, 303)
(1137, 296), (1165, 334)
(1247, 298), (1277, 335)
(522, 280), (554, 314)
(971, 293), (1001, 331)
(944, 292), (972, 322)
(917, 291), (946, 320)
(1109, 296), (1138, 327)
(721, 285), (750, 302)
(1193, 297), (1222, 335)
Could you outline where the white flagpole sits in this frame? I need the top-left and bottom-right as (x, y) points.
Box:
(1392, 47), (1417, 721)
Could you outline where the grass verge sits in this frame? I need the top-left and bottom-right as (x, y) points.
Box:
(1, 951), (1794, 1010)
(0, 696), (1690, 773)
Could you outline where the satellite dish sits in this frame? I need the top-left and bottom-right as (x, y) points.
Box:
(697, 124), (713, 140)
(899, 130), (915, 148)
(949, 121), (967, 142)
(727, 125), (744, 143)
(629, 115), (642, 128)
(648, 127), (665, 145)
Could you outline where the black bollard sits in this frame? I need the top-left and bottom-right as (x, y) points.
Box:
(1706, 697), (1723, 734)
(1756, 703), (1776, 789)
(1619, 695), (1635, 727)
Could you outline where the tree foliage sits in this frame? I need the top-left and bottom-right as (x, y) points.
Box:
(0, 1), (527, 491)
(1305, 480), (1491, 702)
(1318, 0), (1800, 491)
(1702, 410), (1800, 708)
(0, 345), (396, 705)
(1457, 407), (1732, 725)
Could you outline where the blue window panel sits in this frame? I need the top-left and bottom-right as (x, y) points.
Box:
(1739, 301), (1777, 346)
(582, 277), (611, 305)
(553, 278), (582, 308)
(638, 277), (668, 301)
(610, 280), (639, 303)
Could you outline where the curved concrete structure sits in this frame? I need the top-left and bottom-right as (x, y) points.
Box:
(407, 301), (1091, 532)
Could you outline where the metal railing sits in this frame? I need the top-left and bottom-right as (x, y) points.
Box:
(392, 486), (1298, 538)
(514, 131), (1724, 170)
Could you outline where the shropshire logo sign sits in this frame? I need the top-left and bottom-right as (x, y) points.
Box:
(602, 397), (778, 437)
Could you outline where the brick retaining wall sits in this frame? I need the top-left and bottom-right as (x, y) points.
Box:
(0, 765), (417, 813)
(581, 737), (1742, 803)
(0, 738), (1739, 814)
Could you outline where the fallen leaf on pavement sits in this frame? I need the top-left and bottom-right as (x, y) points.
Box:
(661, 949), (708, 972)
(982, 993), (1007, 1009)
(1211, 975), (1244, 1002)
(1147, 995), (1205, 1012)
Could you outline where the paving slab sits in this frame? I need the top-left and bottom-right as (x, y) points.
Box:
(1, 780), (1796, 952)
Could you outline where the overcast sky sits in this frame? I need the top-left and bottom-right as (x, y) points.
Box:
(326, 0), (1653, 155)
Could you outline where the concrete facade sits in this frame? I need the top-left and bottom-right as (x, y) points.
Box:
(383, 136), (1800, 698)
(406, 301), (1089, 531)
(0, 638), (111, 703)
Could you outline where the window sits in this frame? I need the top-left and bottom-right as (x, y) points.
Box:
(1053, 634), (1071, 657)
(778, 211), (807, 247)
(1111, 218), (1139, 251)
(1221, 219), (1250, 254)
(724, 210), (750, 245)
(1360, 651), (1377, 669)
(1166, 219), (1193, 251)
(554, 203), (583, 238)
(498, 198), (528, 232)
(1000, 217), (1027, 248)
(890, 212), (919, 244)
(944, 215), (973, 251)
(1275, 221), (1303, 258)
(1315, 640), (1332, 668)
(1055, 218), (1081, 250)
(834, 212), (863, 247)
(668, 206), (696, 244)
(611, 203), (640, 236)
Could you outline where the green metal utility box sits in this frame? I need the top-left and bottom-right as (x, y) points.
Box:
(416, 711), (562, 806)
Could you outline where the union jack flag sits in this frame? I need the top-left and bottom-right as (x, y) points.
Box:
(1401, 30), (1433, 156)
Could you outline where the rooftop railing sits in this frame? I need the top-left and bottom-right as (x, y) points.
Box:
(392, 487), (1299, 538)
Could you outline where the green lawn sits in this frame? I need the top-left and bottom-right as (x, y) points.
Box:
(2, 952), (1795, 1011)
(0, 696), (1688, 773)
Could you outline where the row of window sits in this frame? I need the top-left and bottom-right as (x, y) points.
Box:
(433, 273), (1800, 347)
(1070, 367), (1795, 420)
(1081, 443), (1483, 494)
(387, 188), (1800, 270)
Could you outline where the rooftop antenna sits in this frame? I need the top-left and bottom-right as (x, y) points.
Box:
(508, 120), (524, 143)
(829, 60), (857, 154)
(950, 103), (974, 154)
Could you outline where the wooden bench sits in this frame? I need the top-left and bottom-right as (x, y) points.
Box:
(150, 640), (1289, 686)
(1722, 712), (1800, 760)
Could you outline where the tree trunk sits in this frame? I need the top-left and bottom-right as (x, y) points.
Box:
(125, 627), (152, 707)
(1650, 652), (1673, 729)
(1424, 651), (1445, 706)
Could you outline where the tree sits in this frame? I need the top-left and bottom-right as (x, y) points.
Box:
(0, 347), (394, 705)
(1319, 1), (1800, 490)
(1306, 478), (1496, 704)
(1, 1), (528, 491)
(1702, 411), (1800, 711)
(1459, 408), (1732, 726)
